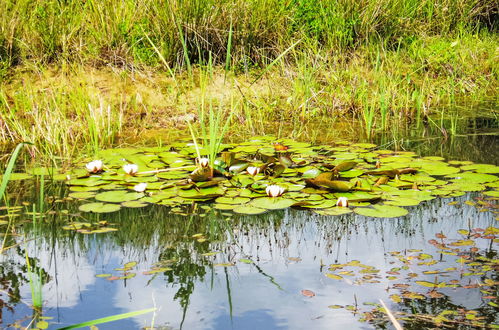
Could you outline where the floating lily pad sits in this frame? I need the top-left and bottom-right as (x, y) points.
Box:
(460, 164), (499, 174)
(95, 191), (144, 203)
(68, 191), (96, 199)
(447, 172), (498, 184)
(483, 190), (499, 197)
(249, 197), (296, 210)
(121, 200), (148, 208)
(354, 204), (408, 218)
(232, 205), (267, 215)
(215, 197), (250, 204)
(315, 207), (353, 216)
(384, 197), (421, 206)
(79, 202), (121, 213)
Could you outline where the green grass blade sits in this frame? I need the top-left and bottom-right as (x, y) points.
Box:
(57, 308), (156, 330)
(224, 20), (233, 81)
(250, 39), (301, 86)
(0, 142), (28, 202)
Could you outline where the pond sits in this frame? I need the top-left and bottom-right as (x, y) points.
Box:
(0, 117), (498, 329)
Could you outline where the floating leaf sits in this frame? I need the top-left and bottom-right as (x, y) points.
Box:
(353, 204), (408, 218)
(249, 197), (295, 210)
(461, 164), (499, 174)
(79, 202), (121, 213)
(301, 290), (315, 297)
(95, 191), (144, 203)
(232, 205), (267, 215)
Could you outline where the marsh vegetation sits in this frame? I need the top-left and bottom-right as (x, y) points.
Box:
(0, 0), (498, 328)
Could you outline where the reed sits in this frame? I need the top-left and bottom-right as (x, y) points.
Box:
(0, 0), (496, 159)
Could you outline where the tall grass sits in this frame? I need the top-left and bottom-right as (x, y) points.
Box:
(0, 0), (496, 71)
(0, 0), (497, 158)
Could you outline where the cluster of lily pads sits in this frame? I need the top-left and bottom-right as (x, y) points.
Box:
(65, 136), (499, 217)
(329, 226), (499, 328)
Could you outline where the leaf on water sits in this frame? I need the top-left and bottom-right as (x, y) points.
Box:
(124, 261), (137, 268)
(238, 258), (253, 264)
(95, 274), (112, 278)
(328, 305), (343, 309)
(36, 321), (49, 329)
(353, 204), (408, 218)
(232, 205), (267, 215)
(449, 240), (475, 246)
(301, 289), (315, 297)
(325, 273), (343, 280)
(79, 202), (121, 213)
(249, 197), (295, 210)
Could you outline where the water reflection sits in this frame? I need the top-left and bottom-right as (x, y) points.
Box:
(1, 190), (496, 329)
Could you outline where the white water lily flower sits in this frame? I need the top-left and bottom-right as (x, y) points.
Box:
(133, 183), (147, 192)
(198, 157), (209, 168)
(85, 160), (103, 173)
(336, 197), (349, 207)
(247, 166), (260, 176)
(123, 164), (139, 175)
(266, 184), (285, 197)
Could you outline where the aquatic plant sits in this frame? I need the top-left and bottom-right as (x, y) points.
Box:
(85, 160), (103, 174)
(56, 137), (498, 218)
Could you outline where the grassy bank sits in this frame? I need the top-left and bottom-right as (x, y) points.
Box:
(0, 0), (498, 162)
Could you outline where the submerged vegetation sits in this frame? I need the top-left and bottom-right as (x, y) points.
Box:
(0, 0), (497, 161)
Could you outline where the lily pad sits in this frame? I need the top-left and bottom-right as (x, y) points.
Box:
(461, 164), (499, 174)
(79, 202), (121, 213)
(95, 191), (144, 203)
(232, 205), (267, 215)
(353, 204), (408, 218)
(315, 207), (353, 216)
(121, 200), (149, 208)
(249, 197), (296, 210)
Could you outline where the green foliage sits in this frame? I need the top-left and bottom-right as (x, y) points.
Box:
(0, 0), (497, 69)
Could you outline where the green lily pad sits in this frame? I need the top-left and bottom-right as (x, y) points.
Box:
(354, 204), (408, 218)
(447, 172), (498, 184)
(233, 205), (267, 215)
(315, 207), (353, 216)
(215, 197), (251, 204)
(79, 202), (121, 213)
(95, 191), (144, 203)
(214, 203), (236, 210)
(420, 165), (460, 176)
(68, 191), (96, 199)
(121, 200), (149, 208)
(483, 190), (499, 197)
(384, 197), (421, 206)
(460, 164), (499, 174)
(249, 197), (296, 210)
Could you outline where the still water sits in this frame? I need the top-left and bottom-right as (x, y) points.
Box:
(0, 123), (498, 329)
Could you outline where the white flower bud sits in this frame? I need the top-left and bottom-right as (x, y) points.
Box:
(247, 166), (260, 176)
(133, 183), (147, 192)
(123, 164), (139, 175)
(336, 197), (349, 207)
(198, 157), (209, 168)
(266, 184), (285, 197)
(85, 160), (103, 173)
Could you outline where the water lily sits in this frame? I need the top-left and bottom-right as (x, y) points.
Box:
(123, 164), (139, 175)
(86, 160), (103, 173)
(133, 182), (147, 192)
(266, 184), (285, 197)
(336, 197), (349, 207)
(247, 166), (260, 176)
(198, 157), (209, 168)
